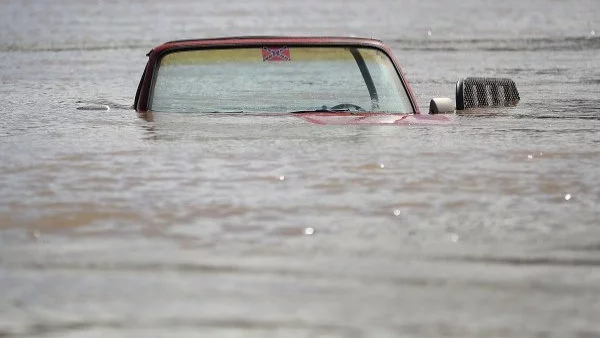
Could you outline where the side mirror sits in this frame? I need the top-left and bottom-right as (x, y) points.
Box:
(429, 97), (455, 114)
(76, 103), (110, 111)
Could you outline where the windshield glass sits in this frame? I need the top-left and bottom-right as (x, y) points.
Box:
(150, 46), (414, 113)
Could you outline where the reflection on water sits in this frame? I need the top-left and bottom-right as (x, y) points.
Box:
(1, 0), (600, 337)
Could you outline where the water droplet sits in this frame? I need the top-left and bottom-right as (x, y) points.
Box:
(450, 234), (459, 242)
(427, 30), (432, 37)
(527, 154), (533, 159)
(565, 194), (572, 201)
(279, 175), (285, 181)
(591, 30), (596, 36)
(393, 209), (401, 216)
(304, 227), (314, 235)
(539, 152), (543, 156)
(379, 163), (385, 169)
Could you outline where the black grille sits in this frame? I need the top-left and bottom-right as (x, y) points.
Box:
(456, 77), (520, 110)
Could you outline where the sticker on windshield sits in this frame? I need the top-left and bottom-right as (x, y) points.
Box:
(262, 46), (291, 61)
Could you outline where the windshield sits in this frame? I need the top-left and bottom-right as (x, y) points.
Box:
(150, 46), (414, 114)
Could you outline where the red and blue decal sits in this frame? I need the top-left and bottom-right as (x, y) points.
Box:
(262, 46), (291, 61)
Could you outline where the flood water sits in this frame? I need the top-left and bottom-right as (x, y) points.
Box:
(1, 0), (600, 337)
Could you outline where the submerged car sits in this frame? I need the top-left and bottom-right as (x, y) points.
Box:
(134, 36), (519, 125)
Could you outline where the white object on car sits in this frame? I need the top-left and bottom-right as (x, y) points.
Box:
(429, 97), (455, 114)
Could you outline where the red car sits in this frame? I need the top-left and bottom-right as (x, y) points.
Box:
(134, 36), (519, 125)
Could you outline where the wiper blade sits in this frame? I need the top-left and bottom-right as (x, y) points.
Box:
(288, 108), (351, 114)
(199, 110), (245, 114)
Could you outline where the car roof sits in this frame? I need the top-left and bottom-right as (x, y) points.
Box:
(148, 36), (388, 56)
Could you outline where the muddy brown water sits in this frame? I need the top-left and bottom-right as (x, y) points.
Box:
(1, 0), (599, 337)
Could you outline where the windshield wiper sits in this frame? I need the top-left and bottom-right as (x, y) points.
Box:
(198, 110), (245, 114)
(288, 108), (351, 114)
